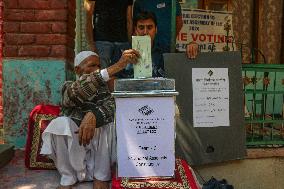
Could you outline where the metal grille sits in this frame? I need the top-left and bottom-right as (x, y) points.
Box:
(242, 64), (284, 147)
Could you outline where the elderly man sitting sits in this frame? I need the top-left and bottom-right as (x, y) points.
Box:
(40, 49), (139, 189)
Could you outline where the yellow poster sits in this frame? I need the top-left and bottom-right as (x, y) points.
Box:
(176, 9), (234, 52)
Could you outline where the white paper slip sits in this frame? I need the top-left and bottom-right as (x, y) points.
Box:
(132, 35), (152, 78)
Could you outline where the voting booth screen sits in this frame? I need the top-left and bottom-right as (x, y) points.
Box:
(164, 52), (246, 165)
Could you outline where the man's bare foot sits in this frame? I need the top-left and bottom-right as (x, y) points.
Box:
(93, 178), (110, 189)
(56, 185), (73, 189)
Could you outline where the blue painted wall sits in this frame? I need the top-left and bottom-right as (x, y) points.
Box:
(3, 60), (66, 148)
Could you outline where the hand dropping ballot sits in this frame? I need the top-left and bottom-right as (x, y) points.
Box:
(132, 36), (152, 78)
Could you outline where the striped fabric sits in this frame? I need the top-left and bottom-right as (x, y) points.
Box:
(61, 70), (115, 128)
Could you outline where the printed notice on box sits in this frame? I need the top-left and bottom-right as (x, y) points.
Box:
(115, 97), (175, 178)
(192, 68), (230, 127)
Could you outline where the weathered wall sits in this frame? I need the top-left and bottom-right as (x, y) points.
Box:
(258, 0), (284, 64)
(3, 60), (65, 147)
(75, 0), (88, 53)
(232, 0), (254, 64)
(2, 0), (76, 148)
(66, 0), (76, 80)
(0, 0), (3, 134)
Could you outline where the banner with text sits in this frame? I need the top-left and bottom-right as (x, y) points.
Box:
(176, 9), (234, 52)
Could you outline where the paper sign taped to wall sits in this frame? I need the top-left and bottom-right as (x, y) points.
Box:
(192, 68), (230, 127)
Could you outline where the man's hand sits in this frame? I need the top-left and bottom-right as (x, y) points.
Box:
(107, 49), (140, 77)
(79, 112), (97, 146)
(186, 42), (199, 59)
(119, 49), (140, 66)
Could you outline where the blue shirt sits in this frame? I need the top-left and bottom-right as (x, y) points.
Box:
(152, 46), (165, 77)
(134, 0), (182, 53)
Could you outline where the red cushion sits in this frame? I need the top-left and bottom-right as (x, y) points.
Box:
(112, 159), (200, 189)
(25, 104), (60, 170)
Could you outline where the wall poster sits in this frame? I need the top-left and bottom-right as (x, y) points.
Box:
(192, 68), (230, 127)
(176, 9), (234, 52)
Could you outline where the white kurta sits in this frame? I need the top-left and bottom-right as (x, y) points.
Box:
(40, 116), (116, 186)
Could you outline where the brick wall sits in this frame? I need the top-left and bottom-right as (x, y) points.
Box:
(0, 0), (3, 129)
(3, 0), (75, 62)
(2, 0), (76, 145)
(282, 1), (284, 64)
(66, 0), (76, 70)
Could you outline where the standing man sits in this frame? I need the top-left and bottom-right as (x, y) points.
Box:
(132, 11), (198, 77)
(85, 0), (133, 69)
(133, 0), (183, 53)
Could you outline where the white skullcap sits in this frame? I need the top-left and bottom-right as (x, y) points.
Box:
(74, 51), (99, 67)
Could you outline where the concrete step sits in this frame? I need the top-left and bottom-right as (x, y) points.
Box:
(0, 144), (15, 168)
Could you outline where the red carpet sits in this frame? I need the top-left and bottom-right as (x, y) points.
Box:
(112, 159), (201, 189)
(25, 104), (60, 170)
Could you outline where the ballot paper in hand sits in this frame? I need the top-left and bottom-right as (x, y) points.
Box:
(132, 36), (152, 78)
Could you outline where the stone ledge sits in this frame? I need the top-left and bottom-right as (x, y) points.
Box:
(0, 144), (15, 168)
(246, 148), (284, 159)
